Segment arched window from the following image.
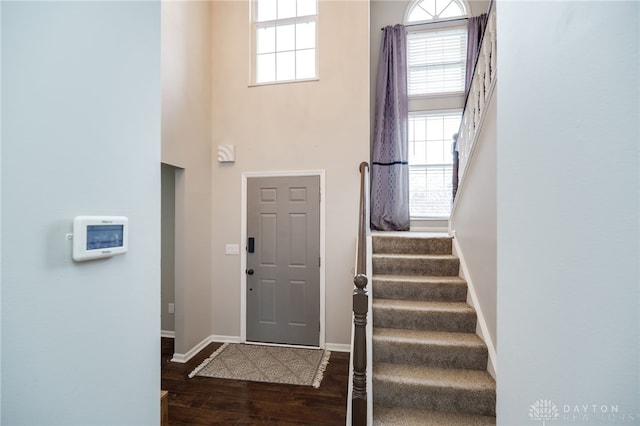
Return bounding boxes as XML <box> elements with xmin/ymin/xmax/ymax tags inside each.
<box><xmin>406</xmin><ymin>0</ymin><xmax>467</xmax><ymax>23</ymax></box>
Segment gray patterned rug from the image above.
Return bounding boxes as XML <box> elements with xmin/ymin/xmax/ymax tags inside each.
<box><xmin>188</xmin><ymin>343</ymin><xmax>331</xmax><ymax>388</ymax></box>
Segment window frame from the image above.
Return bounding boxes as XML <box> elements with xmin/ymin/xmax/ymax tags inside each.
<box><xmin>250</xmin><ymin>0</ymin><xmax>319</xmax><ymax>86</ymax></box>
<box><xmin>408</xmin><ymin>109</ymin><xmax>462</xmax><ymax>219</ymax></box>
<box><xmin>406</xmin><ymin>24</ymin><xmax>468</xmax><ymax>99</ymax></box>
<box><xmin>403</xmin><ymin>0</ymin><xmax>469</xmax><ymax>220</ymax></box>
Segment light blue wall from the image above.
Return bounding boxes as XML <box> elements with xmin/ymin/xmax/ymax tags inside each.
<box><xmin>497</xmin><ymin>2</ymin><xmax>639</xmax><ymax>425</ymax></box>
<box><xmin>1</xmin><ymin>1</ymin><xmax>160</xmax><ymax>424</ymax></box>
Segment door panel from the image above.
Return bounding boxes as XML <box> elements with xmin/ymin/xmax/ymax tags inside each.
<box><xmin>247</xmin><ymin>175</ymin><xmax>320</xmax><ymax>346</ymax></box>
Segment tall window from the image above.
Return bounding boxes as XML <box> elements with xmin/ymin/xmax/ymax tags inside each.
<box><xmin>409</xmin><ymin>111</ymin><xmax>461</xmax><ymax>217</ymax></box>
<box><xmin>253</xmin><ymin>0</ymin><xmax>317</xmax><ymax>84</ymax></box>
<box><xmin>405</xmin><ymin>0</ymin><xmax>467</xmax><ymax>218</ymax></box>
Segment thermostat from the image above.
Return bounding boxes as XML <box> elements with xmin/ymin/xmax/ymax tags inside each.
<box><xmin>72</xmin><ymin>216</ymin><xmax>128</xmax><ymax>261</ymax></box>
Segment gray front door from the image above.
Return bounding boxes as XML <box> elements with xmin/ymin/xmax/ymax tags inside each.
<box><xmin>246</xmin><ymin>175</ymin><xmax>320</xmax><ymax>346</ymax></box>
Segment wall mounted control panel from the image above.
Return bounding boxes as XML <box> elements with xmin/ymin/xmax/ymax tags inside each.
<box><xmin>73</xmin><ymin>216</ymin><xmax>128</xmax><ymax>261</ymax></box>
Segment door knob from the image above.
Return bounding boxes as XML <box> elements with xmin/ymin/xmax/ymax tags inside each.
<box><xmin>246</xmin><ymin>269</ymin><xmax>254</xmax><ymax>275</ymax></box>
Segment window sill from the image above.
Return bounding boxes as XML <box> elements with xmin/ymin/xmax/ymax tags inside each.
<box><xmin>409</xmin><ymin>90</ymin><xmax>465</xmax><ymax>99</ymax></box>
<box><xmin>249</xmin><ymin>78</ymin><xmax>319</xmax><ymax>88</ymax></box>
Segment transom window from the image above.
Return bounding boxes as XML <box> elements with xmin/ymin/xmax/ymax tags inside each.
<box><xmin>253</xmin><ymin>0</ymin><xmax>317</xmax><ymax>84</ymax></box>
<box><xmin>406</xmin><ymin>0</ymin><xmax>467</xmax><ymax>23</ymax></box>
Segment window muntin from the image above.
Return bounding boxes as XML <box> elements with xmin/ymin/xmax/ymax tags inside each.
<box><xmin>406</xmin><ymin>0</ymin><xmax>466</xmax><ymax>23</ymax></box>
<box><xmin>254</xmin><ymin>0</ymin><xmax>317</xmax><ymax>84</ymax></box>
<box><xmin>409</xmin><ymin>111</ymin><xmax>461</xmax><ymax>218</ymax></box>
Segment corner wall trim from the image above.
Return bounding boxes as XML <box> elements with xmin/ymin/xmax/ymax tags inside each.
<box><xmin>452</xmin><ymin>237</ymin><xmax>497</xmax><ymax>378</ymax></box>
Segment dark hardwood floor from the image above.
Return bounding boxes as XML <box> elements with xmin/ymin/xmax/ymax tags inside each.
<box><xmin>161</xmin><ymin>338</ymin><xmax>350</xmax><ymax>425</ymax></box>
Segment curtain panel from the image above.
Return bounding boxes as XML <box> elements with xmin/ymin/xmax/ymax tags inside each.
<box><xmin>371</xmin><ymin>24</ymin><xmax>410</xmax><ymax>231</ymax></box>
<box><xmin>465</xmin><ymin>13</ymin><xmax>488</xmax><ymax>96</ymax></box>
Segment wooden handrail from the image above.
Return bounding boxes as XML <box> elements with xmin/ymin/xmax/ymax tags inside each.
<box><xmin>352</xmin><ymin>161</ymin><xmax>369</xmax><ymax>426</ymax></box>
<box><xmin>356</xmin><ymin>162</ymin><xmax>369</xmax><ymax>276</ymax></box>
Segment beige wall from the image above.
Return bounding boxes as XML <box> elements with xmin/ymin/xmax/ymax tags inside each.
<box><xmin>161</xmin><ymin>0</ymin><xmax>213</xmax><ymax>355</ymax></box>
<box><xmin>210</xmin><ymin>0</ymin><xmax>370</xmax><ymax>347</ymax></box>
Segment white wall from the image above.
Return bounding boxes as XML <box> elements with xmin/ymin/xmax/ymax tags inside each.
<box><xmin>497</xmin><ymin>2</ymin><xmax>639</xmax><ymax>424</ymax></box>
<box><xmin>1</xmin><ymin>2</ymin><xmax>160</xmax><ymax>424</ymax></box>
<box><xmin>210</xmin><ymin>0</ymin><xmax>370</xmax><ymax>347</ymax></box>
<box><xmin>450</xmin><ymin>87</ymin><xmax>496</xmax><ymax>370</ymax></box>
<box><xmin>161</xmin><ymin>0</ymin><xmax>213</xmax><ymax>356</ymax></box>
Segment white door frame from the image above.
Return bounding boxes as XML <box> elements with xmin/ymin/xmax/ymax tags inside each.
<box><xmin>240</xmin><ymin>170</ymin><xmax>326</xmax><ymax>348</ymax></box>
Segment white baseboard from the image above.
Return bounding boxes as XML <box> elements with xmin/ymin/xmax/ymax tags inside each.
<box><xmin>171</xmin><ymin>335</ymin><xmax>213</xmax><ymax>363</ymax></box>
<box><xmin>161</xmin><ymin>330</ymin><xmax>175</xmax><ymax>339</ymax></box>
<box><xmin>172</xmin><ymin>334</ymin><xmax>347</xmax><ymax>363</ymax></box>
<box><xmin>210</xmin><ymin>334</ymin><xmax>243</xmax><ymax>344</ymax></box>
<box><xmin>452</xmin><ymin>238</ymin><xmax>497</xmax><ymax>379</ymax></box>
<box><xmin>172</xmin><ymin>335</ymin><xmax>242</xmax><ymax>363</ymax></box>
<box><xmin>325</xmin><ymin>343</ymin><xmax>351</xmax><ymax>353</ymax></box>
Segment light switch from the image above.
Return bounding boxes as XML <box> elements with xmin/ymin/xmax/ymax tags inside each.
<box><xmin>225</xmin><ymin>244</ymin><xmax>240</xmax><ymax>255</ymax></box>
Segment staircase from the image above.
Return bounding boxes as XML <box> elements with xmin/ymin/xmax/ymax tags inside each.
<box><xmin>371</xmin><ymin>233</ymin><xmax>496</xmax><ymax>425</ymax></box>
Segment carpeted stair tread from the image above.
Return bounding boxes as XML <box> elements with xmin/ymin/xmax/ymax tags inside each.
<box><xmin>374</xmin><ymin>362</ymin><xmax>495</xmax><ymax>390</ymax></box>
<box><xmin>374</xmin><ymin>327</ymin><xmax>485</xmax><ymax>349</ymax></box>
<box><xmin>373</xmin><ymin>328</ymin><xmax>488</xmax><ymax>369</ymax></box>
<box><xmin>373</xmin><ymin>253</ymin><xmax>458</xmax><ymax>261</ymax></box>
<box><xmin>373</xmin><ymin>274</ymin><xmax>467</xmax><ymax>302</ymax></box>
<box><xmin>373</xmin><ymin>363</ymin><xmax>496</xmax><ymax>416</ymax></box>
<box><xmin>374</xmin><ymin>406</ymin><xmax>496</xmax><ymax>425</ymax></box>
<box><xmin>373</xmin><ymin>298</ymin><xmax>474</xmax><ymax>313</ymax></box>
<box><xmin>374</xmin><ymin>274</ymin><xmax>466</xmax><ymax>284</ymax></box>
<box><xmin>372</xmin><ymin>235</ymin><xmax>453</xmax><ymax>255</ymax></box>
<box><xmin>373</xmin><ymin>254</ymin><xmax>460</xmax><ymax>276</ymax></box>
<box><xmin>373</xmin><ymin>299</ymin><xmax>476</xmax><ymax>332</ymax></box>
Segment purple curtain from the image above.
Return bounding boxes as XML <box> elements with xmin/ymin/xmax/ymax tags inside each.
<box><xmin>465</xmin><ymin>13</ymin><xmax>488</xmax><ymax>96</ymax></box>
<box><xmin>371</xmin><ymin>24</ymin><xmax>410</xmax><ymax>231</ymax></box>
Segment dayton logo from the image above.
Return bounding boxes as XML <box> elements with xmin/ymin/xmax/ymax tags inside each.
<box><xmin>530</xmin><ymin>400</ymin><xmax>560</xmax><ymax>425</ymax></box>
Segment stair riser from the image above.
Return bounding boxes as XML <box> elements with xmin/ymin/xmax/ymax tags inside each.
<box><xmin>373</xmin><ymin>379</ymin><xmax>496</xmax><ymax>417</ymax></box>
<box><xmin>373</xmin><ymin>307</ymin><xmax>476</xmax><ymax>333</ymax></box>
<box><xmin>373</xmin><ymin>340</ymin><xmax>488</xmax><ymax>370</ymax></box>
<box><xmin>373</xmin><ymin>257</ymin><xmax>460</xmax><ymax>276</ymax></box>
<box><xmin>372</xmin><ymin>237</ymin><xmax>452</xmax><ymax>255</ymax></box>
<box><xmin>373</xmin><ymin>281</ymin><xmax>467</xmax><ymax>302</ymax></box>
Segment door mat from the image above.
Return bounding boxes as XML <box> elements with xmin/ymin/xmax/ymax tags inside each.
<box><xmin>188</xmin><ymin>343</ymin><xmax>331</xmax><ymax>388</ymax></box>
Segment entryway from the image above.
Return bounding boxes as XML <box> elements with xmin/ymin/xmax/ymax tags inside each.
<box><xmin>244</xmin><ymin>174</ymin><xmax>323</xmax><ymax>347</ymax></box>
